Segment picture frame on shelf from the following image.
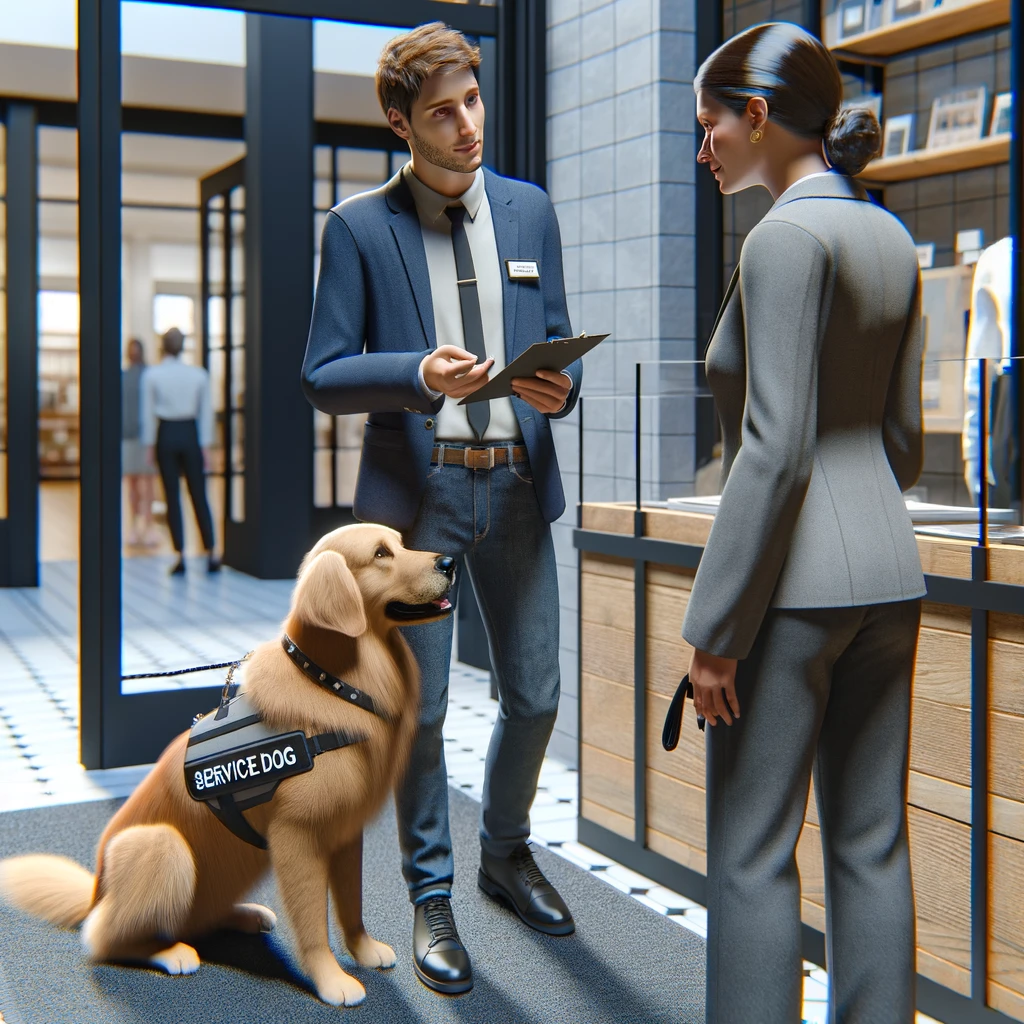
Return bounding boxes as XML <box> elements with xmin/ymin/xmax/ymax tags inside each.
<box><xmin>882</xmin><ymin>113</ymin><xmax>915</xmax><ymax>158</ymax></box>
<box><xmin>838</xmin><ymin>0</ymin><xmax>867</xmax><ymax>38</ymax></box>
<box><xmin>916</xmin><ymin>243</ymin><xmax>936</xmax><ymax>270</ymax></box>
<box><xmin>989</xmin><ymin>92</ymin><xmax>1013</xmax><ymax>137</ymax></box>
<box><xmin>890</xmin><ymin>0</ymin><xmax>923</xmax><ymax>22</ymax></box>
<box><xmin>926</xmin><ymin>86</ymin><xmax>988</xmax><ymax>150</ymax></box>
<box><xmin>841</xmin><ymin>92</ymin><xmax>883</xmax><ymax>121</ymax></box>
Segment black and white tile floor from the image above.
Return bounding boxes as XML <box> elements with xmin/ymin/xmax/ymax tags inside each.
<box><xmin>0</xmin><ymin>558</ymin><xmax>940</xmax><ymax>1024</ymax></box>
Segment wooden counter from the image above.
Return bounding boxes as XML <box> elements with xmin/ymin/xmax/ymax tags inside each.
<box><xmin>577</xmin><ymin>503</ymin><xmax>1024</xmax><ymax>1021</ymax></box>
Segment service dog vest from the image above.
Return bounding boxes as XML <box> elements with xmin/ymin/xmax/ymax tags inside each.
<box><xmin>184</xmin><ymin>637</ymin><xmax>387</xmax><ymax>849</ymax></box>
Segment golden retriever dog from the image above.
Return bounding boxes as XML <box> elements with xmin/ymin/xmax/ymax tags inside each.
<box><xmin>0</xmin><ymin>524</ymin><xmax>454</xmax><ymax>1007</ymax></box>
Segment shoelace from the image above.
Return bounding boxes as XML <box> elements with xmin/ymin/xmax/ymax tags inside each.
<box><xmin>423</xmin><ymin>897</ymin><xmax>459</xmax><ymax>946</ymax></box>
<box><xmin>514</xmin><ymin>844</ymin><xmax>549</xmax><ymax>889</ymax></box>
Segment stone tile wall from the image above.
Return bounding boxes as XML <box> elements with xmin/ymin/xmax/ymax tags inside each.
<box><xmin>545</xmin><ymin>0</ymin><xmax>700</xmax><ymax>765</ymax></box>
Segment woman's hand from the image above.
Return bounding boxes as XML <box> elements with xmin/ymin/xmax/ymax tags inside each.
<box><xmin>687</xmin><ymin>648</ymin><xmax>740</xmax><ymax>726</ymax></box>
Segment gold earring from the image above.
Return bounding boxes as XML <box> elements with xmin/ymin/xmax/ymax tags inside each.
<box><xmin>750</xmin><ymin>128</ymin><xmax>764</xmax><ymax>144</ymax></box>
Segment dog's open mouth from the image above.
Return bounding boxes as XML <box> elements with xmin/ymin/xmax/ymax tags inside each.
<box><xmin>386</xmin><ymin>597</ymin><xmax>453</xmax><ymax>621</ymax></box>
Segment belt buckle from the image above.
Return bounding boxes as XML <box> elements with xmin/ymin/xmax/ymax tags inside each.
<box><xmin>466</xmin><ymin>446</ymin><xmax>495</xmax><ymax>470</ymax></box>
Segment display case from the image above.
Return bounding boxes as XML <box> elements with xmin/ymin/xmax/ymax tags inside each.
<box><xmin>574</xmin><ymin>356</ymin><xmax>1024</xmax><ymax>1023</ymax></box>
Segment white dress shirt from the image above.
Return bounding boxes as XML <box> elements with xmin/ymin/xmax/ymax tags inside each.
<box><xmin>404</xmin><ymin>164</ymin><xmax>522</xmax><ymax>441</ymax></box>
<box><xmin>141</xmin><ymin>356</ymin><xmax>214</xmax><ymax>447</ymax></box>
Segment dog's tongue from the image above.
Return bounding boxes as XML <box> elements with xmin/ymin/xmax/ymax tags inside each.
<box><xmin>432</xmin><ymin>598</ymin><xmax>452</xmax><ymax>610</ymax></box>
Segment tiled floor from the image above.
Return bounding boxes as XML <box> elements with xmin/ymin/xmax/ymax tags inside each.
<box><xmin>0</xmin><ymin>560</ymin><xmax>942</xmax><ymax>1024</ymax></box>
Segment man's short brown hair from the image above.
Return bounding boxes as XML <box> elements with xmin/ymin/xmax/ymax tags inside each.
<box><xmin>376</xmin><ymin>22</ymin><xmax>480</xmax><ymax>121</ymax></box>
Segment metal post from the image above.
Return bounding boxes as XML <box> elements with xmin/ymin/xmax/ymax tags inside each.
<box><xmin>77</xmin><ymin>0</ymin><xmax>122</xmax><ymax>768</ymax></box>
<box><xmin>1</xmin><ymin>103</ymin><xmax>40</xmax><ymax>588</ymax></box>
<box><xmin>241</xmin><ymin>13</ymin><xmax>314</xmax><ymax>577</ymax></box>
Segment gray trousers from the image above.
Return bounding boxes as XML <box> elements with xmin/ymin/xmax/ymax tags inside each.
<box><xmin>705</xmin><ymin>599</ymin><xmax>921</xmax><ymax>1024</ymax></box>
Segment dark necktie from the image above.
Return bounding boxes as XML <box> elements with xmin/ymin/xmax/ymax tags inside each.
<box><xmin>445</xmin><ymin>203</ymin><xmax>489</xmax><ymax>440</ymax></box>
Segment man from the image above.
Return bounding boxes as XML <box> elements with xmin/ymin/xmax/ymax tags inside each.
<box><xmin>302</xmin><ymin>22</ymin><xmax>581</xmax><ymax>995</ymax></box>
<box><xmin>142</xmin><ymin>327</ymin><xmax>220</xmax><ymax>575</ymax></box>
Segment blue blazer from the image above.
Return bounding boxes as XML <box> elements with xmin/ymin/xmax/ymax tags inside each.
<box><xmin>301</xmin><ymin>167</ymin><xmax>581</xmax><ymax>531</ymax></box>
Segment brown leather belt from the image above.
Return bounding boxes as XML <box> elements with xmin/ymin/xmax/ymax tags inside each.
<box><xmin>431</xmin><ymin>444</ymin><xmax>529</xmax><ymax>470</ymax></box>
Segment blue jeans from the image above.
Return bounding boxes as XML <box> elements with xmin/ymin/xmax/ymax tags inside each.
<box><xmin>396</xmin><ymin>444</ymin><xmax>561</xmax><ymax>904</ymax></box>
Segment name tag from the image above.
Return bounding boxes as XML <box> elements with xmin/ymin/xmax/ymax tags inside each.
<box><xmin>506</xmin><ymin>259</ymin><xmax>540</xmax><ymax>280</ymax></box>
<box><xmin>185</xmin><ymin>731</ymin><xmax>313</xmax><ymax>800</ymax></box>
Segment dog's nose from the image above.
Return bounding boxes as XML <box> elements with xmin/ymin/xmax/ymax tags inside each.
<box><xmin>435</xmin><ymin>555</ymin><xmax>455</xmax><ymax>580</ymax></box>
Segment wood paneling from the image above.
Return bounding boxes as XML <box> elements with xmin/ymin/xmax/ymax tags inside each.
<box><xmin>910</xmin><ymin>697</ymin><xmax>971</xmax><ymax>786</ymax></box>
<box><xmin>991</xmin><ymin>834</ymin><xmax>1024</xmax><ymax>1004</ymax></box>
<box><xmin>918</xmin><ymin>950</ymin><xmax>971</xmax><ymax>997</ymax></box>
<box><xmin>581</xmin><ymin>552</ymin><xmax>632</xmax><ymax>580</ymax></box>
<box><xmin>581</xmin><ymin>571</ymin><xmax>634</xmax><ymax>627</ymax></box>
<box><xmin>580</xmin><ymin>743</ymin><xmax>633</xmax><ymax>821</ymax></box>
<box><xmin>915</xmin><ymin>628</ymin><xmax>971</xmax><ymax>707</ymax></box>
<box><xmin>797</xmin><ymin>821</ymin><xmax>826</xmax><ymax>910</ymax></box>
<box><xmin>990</xmin><ymin>980</ymin><xmax>1024</xmax><ymax>1023</ymax></box>
<box><xmin>581</xmin><ymin>503</ymin><xmax>632</xmax><ymax>534</ymax></box>
<box><xmin>577</xmin><ymin>503</ymin><xmax>1024</xmax><ymax>1021</ymax></box>
<box><xmin>992</xmin><ymin>712</ymin><xmax>1024</xmax><ymax>803</ymax></box>
<box><xmin>581</xmin><ymin>674</ymin><xmax>632</xmax><ymax>761</ymax></box>
<box><xmin>909</xmin><ymin>807</ymin><xmax>972</xmax><ymax>971</ymax></box>
<box><xmin>909</xmin><ymin>771</ymin><xmax>972</xmax><ymax>826</ymax></box>
<box><xmin>989</xmin><ymin>545</ymin><xmax>1024</xmax><ymax>588</ymax></box>
<box><xmin>644</xmin><ymin>511</ymin><xmax>713</xmax><ymax>546</ymax></box>
<box><xmin>646</xmin><ymin>769</ymin><xmax>706</xmax><ymax>852</ymax></box>
<box><xmin>581</xmin><ymin>799</ymin><xmax>634</xmax><ymax>840</ymax></box>
<box><xmin>993</xmin><ymin>796</ymin><xmax>1024</xmax><ymax>844</ymax></box>
<box><xmin>917</xmin><ymin>536</ymin><xmax>973</xmax><ymax>578</ymax></box>
<box><xmin>647</xmin><ymin>827</ymin><xmax>706</xmax><ymax>875</ymax></box>
<box><xmin>580</xmin><ymin>621</ymin><xmax>633</xmax><ymax>688</ymax></box>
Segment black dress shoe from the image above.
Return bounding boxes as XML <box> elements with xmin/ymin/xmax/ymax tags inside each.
<box><xmin>413</xmin><ymin>896</ymin><xmax>472</xmax><ymax>994</ymax></box>
<box><xmin>169</xmin><ymin>557</ymin><xmax>185</xmax><ymax>576</ymax></box>
<box><xmin>207</xmin><ymin>554</ymin><xmax>222</xmax><ymax>573</ymax></box>
<box><xmin>478</xmin><ymin>842</ymin><xmax>575</xmax><ymax>936</ymax></box>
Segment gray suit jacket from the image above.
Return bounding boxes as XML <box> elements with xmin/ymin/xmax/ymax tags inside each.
<box><xmin>682</xmin><ymin>172</ymin><xmax>926</xmax><ymax>660</ymax></box>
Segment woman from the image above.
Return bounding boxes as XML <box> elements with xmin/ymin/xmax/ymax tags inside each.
<box><xmin>122</xmin><ymin>338</ymin><xmax>156</xmax><ymax>546</ymax></box>
<box><xmin>682</xmin><ymin>23</ymin><xmax>925</xmax><ymax>1024</ymax></box>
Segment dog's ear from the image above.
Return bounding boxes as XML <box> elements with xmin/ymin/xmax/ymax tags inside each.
<box><xmin>291</xmin><ymin>550</ymin><xmax>367</xmax><ymax>637</ymax></box>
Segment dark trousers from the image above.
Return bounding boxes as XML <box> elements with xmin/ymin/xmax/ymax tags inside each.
<box><xmin>156</xmin><ymin>419</ymin><xmax>214</xmax><ymax>553</ymax></box>
<box><xmin>396</xmin><ymin>446</ymin><xmax>561</xmax><ymax>901</ymax></box>
<box><xmin>705</xmin><ymin>598</ymin><xmax>922</xmax><ymax>1024</ymax></box>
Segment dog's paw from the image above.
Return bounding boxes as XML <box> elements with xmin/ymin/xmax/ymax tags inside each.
<box><xmin>232</xmin><ymin>902</ymin><xmax>277</xmax><ymax>933</ymax></box>
<box><xmin>314</xmin><ymin>969</ymin><xmax>366</xmax><ymax>1007</ymax></box>
<box><xmin>150</xmin><ymin>942</ymin><xmax>200</xmax><ymax>975</ymax></box>
<box><xmin>351</xmin><ymin>934</ymin><xmax>396</xmax><ymax>970</ymax></box>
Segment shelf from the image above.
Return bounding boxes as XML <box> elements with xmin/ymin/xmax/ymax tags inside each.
<box><xmin>830</xmin><ymin>0</ymin><xmax>1010</xmax><ymax>60</ymax></box>
<box><xmin>858</xmin><ymin>133</ymin><xmax>1010</xmax><ymax>182</ymax></box>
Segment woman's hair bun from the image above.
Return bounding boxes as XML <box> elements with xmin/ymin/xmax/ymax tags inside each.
<box><xmin>825</xmin><ymin>106</ymin><xmax>882</xmax><ymax>176</ymax></box>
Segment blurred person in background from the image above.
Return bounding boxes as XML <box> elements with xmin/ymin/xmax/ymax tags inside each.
<box><xmin>122</xmin><ymin>337</ymin><xmax>157</xmax><ymax>546</ymax></box>
<box><xmin>142</xmin><ymin>327</ymin><xmax>220</xmax><ymax>576</ymax></box>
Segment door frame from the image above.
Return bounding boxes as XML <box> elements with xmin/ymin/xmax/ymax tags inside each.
<box><xmin>78</xmin><ymin>0</ymin><xmax>536</xmax><ymax>768</ymax></box>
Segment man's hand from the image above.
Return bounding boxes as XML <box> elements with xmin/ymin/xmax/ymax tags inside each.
<box><xmin>146</xmin><ymin>446</ymin><xmax>155</xmax><ymax>468</ymax></box>
<box><xmin>511</xmin><ymin>369</ymin><xmax>572</xmax><ymax>414</ymax></box>
<box><xmin>687</xmin><ymin>647</ymin><xmax>740</xmax><ymax>727</ymax></box>
<box><xmin>422</xmin><ymin>345</ymin><xmax>494</xmax><ymax>399</ymax></box>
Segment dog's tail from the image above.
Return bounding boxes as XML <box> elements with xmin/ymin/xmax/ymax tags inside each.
<box><xmin>0</xmin><ymin>854</ymin><xmax>96</xmax><ymax>928</ymax></box>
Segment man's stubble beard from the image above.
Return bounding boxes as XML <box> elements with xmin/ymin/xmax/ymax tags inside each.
<box><xmin>410</xmin><ymin>125</ymin><xmax>483</xmax><ymax>175</ymax></box>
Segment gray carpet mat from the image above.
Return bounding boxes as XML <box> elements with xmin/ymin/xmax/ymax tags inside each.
<box><xmin>0</xmin><ymin>790</ymin><xmax>705</xmax><ymax>1023</ymax></box>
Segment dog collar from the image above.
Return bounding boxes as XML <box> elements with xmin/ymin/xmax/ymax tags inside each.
<box><xmin>281</xmin><ymin>635</ymin><xmax>390</xmax><ymax>722</ymax></box>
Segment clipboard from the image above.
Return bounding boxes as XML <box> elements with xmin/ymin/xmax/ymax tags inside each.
<box><xmin>457</xmin><ymin>333</ymin><xmax>609</xmax><ymax>405</ymax></box>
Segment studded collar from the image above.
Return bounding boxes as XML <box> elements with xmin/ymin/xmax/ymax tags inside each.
<box><xmin>282</xmin><ymin>635</ymin><xmax>391</xmax><ymax>723</ymax></box>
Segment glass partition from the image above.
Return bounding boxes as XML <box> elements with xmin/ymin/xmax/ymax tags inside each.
<box><xmin>580</xmin><ymin>356</ymin><xmax>1021</xmax><ymax>550</ymax></box>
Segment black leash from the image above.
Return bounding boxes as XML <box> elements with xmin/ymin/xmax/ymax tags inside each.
<box><xmin>122</xmin><ymin>659</ymin><xmax>246</xmax><ymax>681</ymax></box>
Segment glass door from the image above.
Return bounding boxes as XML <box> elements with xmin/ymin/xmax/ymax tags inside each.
<box><xmin>200</xmin><ymin>158</ymin><xmax>245</xmax><ymax>563</ymax></box>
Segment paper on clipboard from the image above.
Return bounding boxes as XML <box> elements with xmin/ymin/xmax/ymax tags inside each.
<box><xmin>457</xmin><ymin>333</ymin><xmax>609</xmax><ymax>405</ymax></box>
